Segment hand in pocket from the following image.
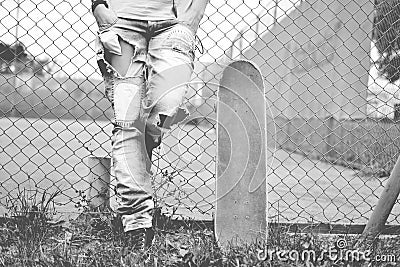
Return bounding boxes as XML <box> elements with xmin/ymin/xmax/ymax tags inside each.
<box><xmin>99</xmin><ymin>30</ymin><xmax>122</xmax><ymax>55</ymax></box>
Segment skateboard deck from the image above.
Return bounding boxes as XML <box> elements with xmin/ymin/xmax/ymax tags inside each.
<box><xmin>215</xmin><ymin>60</ymin><xmax>267</xmax><ymax>247</ymax></box>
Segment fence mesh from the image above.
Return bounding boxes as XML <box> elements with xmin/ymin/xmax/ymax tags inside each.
<box><xmin>1</xmin><ymin>0</ymin><xmax>400</xmax><ymax>225</ymax></box>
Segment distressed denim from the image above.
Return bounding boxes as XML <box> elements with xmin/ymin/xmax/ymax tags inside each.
<box><xmin>96</xmin><ymin>18</ymin><xmax>195</xmax><ymax>232</ymax></box>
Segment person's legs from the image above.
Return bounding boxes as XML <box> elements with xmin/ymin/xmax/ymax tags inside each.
<box><xmin>97</xmin><ymin>19</ymin><xmax>154</xmax><ymax>233</ymax></box>
<box><xmin>144</xmin><ymin>22</ymin><xmax>196</xmax><ymax>164</ymax></box>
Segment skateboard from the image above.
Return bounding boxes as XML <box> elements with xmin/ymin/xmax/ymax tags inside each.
<box><xmin>215</xmin><ymin>60</ymin><xmax>267</xmax><ymax>247</ymax></box>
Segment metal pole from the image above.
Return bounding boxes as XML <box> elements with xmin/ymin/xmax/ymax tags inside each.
<box><xmin>13</xmin><ymin>0</ymin><xmax>20</xmax><ymax>69</ymax></box>
<box><xmin>357</xmin><ymin>154</ymin><xmax>400</xmax><ymax>246</ymax></box>
<box><xmin>12</xmin><ymin>0</ymin><xmax>21</xmax><ymax>117</ymax></box>
<box><xmin>15</xmin><ymin>0</ymin><xmax>20</xmax><ymax>43</ymax></box>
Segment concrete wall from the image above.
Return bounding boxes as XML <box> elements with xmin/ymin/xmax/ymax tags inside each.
<box><xmin>241</xmin><ymin>0</ymin><xmax>374</xmax><ymax>119</ymax></box>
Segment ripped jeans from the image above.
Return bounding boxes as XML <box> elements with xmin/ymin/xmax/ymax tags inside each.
<box><xmin>96</xmin><ymin>18</ymin><xmax>195</xmax><ymax>232</ymax></box>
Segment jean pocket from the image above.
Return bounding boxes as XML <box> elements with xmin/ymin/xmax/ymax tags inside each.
<box><xmin>98</xmin><ymin>29</ymin><xmax>122</xmax><ymax>56</ymax></box>
<box><xmin>153</xmin><ymin>24</ymin><xmax>196</xmax><ymax>60</ymax></box>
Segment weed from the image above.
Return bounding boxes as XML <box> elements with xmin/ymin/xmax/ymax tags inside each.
<box><xmin>2</xmin><ymin>186</ymin><xmax>61</xmax><ymax>266</ymax></box>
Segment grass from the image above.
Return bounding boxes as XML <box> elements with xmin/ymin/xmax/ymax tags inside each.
<box><xmin>1</xmin><ymin>191</ymin><xmax>400</xmax><ymax>266</ymax></box>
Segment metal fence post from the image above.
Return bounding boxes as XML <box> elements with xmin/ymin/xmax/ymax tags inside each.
<box><xmin>357</xmin><ymin>154</ymin><xmax>400</xmax><ymax>245</ymax></box>
<box><xmin>87</xmin><ymin>156</ymin><xmax>111</xmax><ymax>210</ymax></box>
<box><xmin>394</xmin><ymin>103</ymin><xmax>400</xmax><ymax>122</ymax></box>
<box><xmin>325</xmin><ymin>116</ymin><xmax>337</xmax><ymax>159</ymax></box>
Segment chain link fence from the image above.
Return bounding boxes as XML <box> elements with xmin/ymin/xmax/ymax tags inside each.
<box><xmin>1</xmin><ymin>0</ymin><xmax>400</xmax><ymax>225</ymax></box>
